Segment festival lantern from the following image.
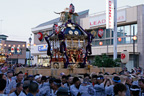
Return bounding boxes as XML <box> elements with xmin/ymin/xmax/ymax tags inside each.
<box><xmin>11</xmin><ymin>47</ymin><xmax>15</xmax><ymax>53</ymax></box>
<box><xmin>99</xmin><ymin>42</ymin><xmax>103</xmax><ymax>46</ymax></box>
<box><xmin>69</xmin><ymin>3</ymin><xmax>75</xmax><ymax>14</ymax></box>
<box><xmin>98</xmin><ymin>29</ymin><xmax>104</xmax><ymax>38</ymax></box>
<box><xmin>17</xmin><ymin>47</ymin><xmax>21</xmax><ymax>53</ymax></box>
<box><xmin>121</xmin><ymin>50</ymin><xmax>129</xmax><ymax>64</ymax></box>
<box><xmin>37</xmin><ymin>32</ymin><xmax>44</xmax><ymax>42</ymax></box>
<box><xmin>22</xmin><ymin>44</ymin><xmax>25</xmax><ymax>47</ymax></box>
<box><xmin>118</xmin><ymin>37</ymin><xmax>122</xmax><ymax>42</ymax></box>
<box><xmin>53</xmin><ymin>24</ymin><xmax>59</xmax><ymax>34</ymax></box>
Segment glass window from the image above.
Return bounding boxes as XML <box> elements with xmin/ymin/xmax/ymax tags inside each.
<box><xmin>131</xmin><ymin>24</ymin><xmax>137</xmax><ymax>36</ymax></box>
<box><xmin>105</xmin><ymin>39</ymin><xmax>110</xmax><ymax>45</ymax></box>
<box><xmin>92</xmin><ymin>40</ymin><xmax>95</xmax><ymax>46</ymax></box>
<box><xmin>117</xmin><ymin>26</ymin><xmax>124</xmax><ymax>37</ymax></box>
<box><xmin>125</xmin><ymin>25</ymin><xmax>130</xmax><ymax>36</ymax></box>
<box><xmin>102</xmin><ymin>29</ymin><xmax>106</xmax><ymax>39</ymax></box>
<box><xmin>111</xmin><ymin>39</ymin><xmax>113</xmax><ymax>45</ymax></box>
<box><xmin>95</xmin><ymin>41</ymin><xmax>99</xmax><ymax>46</ymax></box>
<box><xmin>112</xmin><ymin>30</ymin><xmax>114</xmax><ymax>37</ymax></box>
<box><xmin>106</xmin><ymin>29</ymin><xmax>110</xmax><ymax>38</ymax></box>
<box><xmin>124</xmin><ymin>37</ymin><xmax>131</xmax><ymax>44</ymax></box>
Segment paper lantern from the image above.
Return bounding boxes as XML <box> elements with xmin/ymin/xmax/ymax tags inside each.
<box><xmin>121</xmin><ymin>50</ymin><xmax>129</xmax><ymax>64</ymax></box>
<box><xmin>98</xmin><ymin>29</ymin><xmax>104</xmax><ymax>38</ymax></box>
<box><xmin>37</xmin><ymin>32</ymin><xmax>43</xmax><ymax>41</ymax></box>
<box><xmin>17</xmin><ymin>47</ymin><xmax>21</xmax><ymax>53</ymax></box>
<box><xmin>69</xmin><ymin>3</ymin><xmax>75</xmax><ymax>14</ymax></box>
<box><xmin>99</xmin><ymin>42</ymin><xmax>103</xmax><ymax>46</ymax></box>
<box><xmin>53</xmin><ymin>24</ymin><xmax>59</xmax><ymax>34</ymax></box>
<box><xmin>11</xmin><ymin>47</ymin><xmax>15</xmax><ymax>53</ymax></box>
<box><xmin>118</xmin><ymin>37</ymin><xmax>122</xmax><ymax>42</ymax></box>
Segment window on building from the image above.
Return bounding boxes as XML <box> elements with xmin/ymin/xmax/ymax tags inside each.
<box><xmin>124</xmin><ymin>37</ymin><xmax>131</xmax><ymax>44</ymax></box>
<box><xmin>117</xmin><ymin>26</ymin><xmax>124</xmax><ymax>37</ymax></box>
<box><xmin>106</xmin><ymin>29</ymin><xmax>110</xmax><ymax>38</ymax></box>
<box><xmin>125</xmin><ymin>25</ymin><xmax>131</xmax><ymax>36</ymax></box>
<box><xmin>131</xmin><ymin>24</ymin><xmax>137</xmax><ymax>36</ymax></box>
<box><xmin>102</xmin><ymin>29</ymin><xmax>106</xmax><ymax>39</ymax></box>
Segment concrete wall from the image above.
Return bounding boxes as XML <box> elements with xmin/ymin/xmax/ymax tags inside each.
<box><xmin>137</xmin><ymin>5</ymin><xmax>144</xmax><ymax>68</ymax></box>
<box><xmin>126</xmin><ymin>6</ymin><xmax>137</xmax><ymax>22</ymax></box>
<box><xmin>1</xmin><ymin>40</ymin><xmax>26</xmax><ymax>59</ymax></box>
<box><xmin>92</xmin><ymin>44</ymin><xmax>137</xmax><ymax>55</ymax></box>
<box><xmin>80</xmin><ymin>6</ymin><xmax>138</xmax><ymax>29</ymax></box>
<box><xmin>16</xmin><ymin>67</ymin><xmax>122</xmax><ymax>76</ymax></box>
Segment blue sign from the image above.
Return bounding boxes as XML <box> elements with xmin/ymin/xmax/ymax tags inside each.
<box><xmin>38</xmin><ymin>45</ymin><xmax>48</xmax><ymax>51</ymax></box>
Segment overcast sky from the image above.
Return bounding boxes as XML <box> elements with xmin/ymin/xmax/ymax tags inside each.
<box><xmin>0</xmin><ymin>0</ymin><xmax>144</xmax><ymax>44</ymax></box>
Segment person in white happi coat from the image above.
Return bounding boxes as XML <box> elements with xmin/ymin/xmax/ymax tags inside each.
<box><xmin>4</xmin><ymin>70</ymin><xmax>14</xmax><ymax>94</ymax></box>
<box><xmin>79</xmin><ymin>78</ymin><xmax>93</xmax><ymax>96</ymax></box>
<box><xmin>52</xmin><ymin>79</ymin><xmax>62</xmax><ymax>96</ymax></box>
<box><xmin>94</xmin><ymin>75</ymin><xmax>106</xmax><ymax>96</ymax></box>
<box><xmin>70</xmin><ymin>77</ymin><xmax>81</xmax><ymax>96</ymax></box>
<box><xmin>105</xmin><ymin>76</ymin><xmax>121</xmax><ymax>96</ymax></box>
<box><xmin>64</xmin><ymin>75</ymin><xmax>73</xmax><ymax>96</ymax></box>
<box><xmin>7</xmin><ymin>71</ymin><xmax>24</xmax><ymax>94</ymax></box>
<box><xmin>19</xmin><ymin>80</ymin><xmax>30</xmax><ymax>96</ymax></box>
<box><xmin>9</xmin><ymin>83</ymin><xmax>23</xmax><ymax>96</ymax></box>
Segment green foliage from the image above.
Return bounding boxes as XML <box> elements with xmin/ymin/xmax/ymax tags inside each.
<box><xmin>92</xmin><ymin>54</ymin><xmax>121</xmax><ymax>67</ymax></box>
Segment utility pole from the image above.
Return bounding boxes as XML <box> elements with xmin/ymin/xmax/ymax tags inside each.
<box><xmin>113</xmin><ymin>0</ymin><xmax>117</xmax><ymax>60</ymax></box>
<box><xmin>29</xmin><ymin>34</ymin><xmax>32</xmax><ymax>66</ymax></box>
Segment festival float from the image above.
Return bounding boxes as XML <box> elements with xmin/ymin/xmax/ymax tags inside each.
<box><xmin>37</xmin><ymin>4</ymin><xmax>94</xmax><ymax>69</ymax></box>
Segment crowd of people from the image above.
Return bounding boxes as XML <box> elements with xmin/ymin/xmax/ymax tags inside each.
<box><xmin>0</xmin><ymin>64</ymin><xmax>144</xmax><ymax>96</ymax></box>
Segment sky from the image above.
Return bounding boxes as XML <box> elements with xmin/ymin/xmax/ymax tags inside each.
<box><xmin>0</xmin><ymin>0</ymin><xmax>144</xmax><ymax>44</ymax></box>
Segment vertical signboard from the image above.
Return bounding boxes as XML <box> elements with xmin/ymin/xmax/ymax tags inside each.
<box><xmin>106</xmin><ymin>0</ymin><xmax>114</xmax><ymax>29</ymax></box>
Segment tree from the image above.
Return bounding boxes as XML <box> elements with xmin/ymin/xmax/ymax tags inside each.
<box><xmin>92</xmin><ymin>54</ymin><xmax>121</xmax><ymax>67</ymax></box>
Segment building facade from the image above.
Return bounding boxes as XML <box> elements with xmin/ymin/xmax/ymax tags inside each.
<box><xmin>31</xmin><ymin>5</ymin><xmax>144</xmax><ymax>70</ymax></box>
<box><xmin>1</xmin><ymin>40</ymin><xmax>26</xmax><ymax>64</ymax></box>
<box><xmin>80</xmin><ymin>5</ymin><xmax>144</xmax><ymax>70</ymax></box>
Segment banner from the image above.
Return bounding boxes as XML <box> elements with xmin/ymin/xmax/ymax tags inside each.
<box><xmin>89</xmin><ymin>10</ymin><xmax>126</xmax><ymax>28</ymax></box>
<box><xmin>106</xmin><ymin>0</ymin><xmax>114</xmax><ymax>29</ymax></box>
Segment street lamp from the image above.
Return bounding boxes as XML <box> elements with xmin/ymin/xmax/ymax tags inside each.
<box><xmin>133</xmin><ymin>26</ymin><xmax>137</xmax><ymax>67</ymax></box>
<box><xmin>29</xmin><ymin>34</ymin><xmax>32</xmax><ymax>66</ymax></box>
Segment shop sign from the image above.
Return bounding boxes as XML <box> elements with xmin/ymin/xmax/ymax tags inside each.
<box><xmin>106</xmin><ymin>0</ymin><xmax>114</xmax><ymax>29</ymax></box>
<box><xmin>38</xmin><ymin>45</ymin><xmax>48</xmax><ymax>51</ymax></box>
<box><xmin>89</xmin><ymin>10</ymin><xmax>126</xmax><ymax>28</ymax></box>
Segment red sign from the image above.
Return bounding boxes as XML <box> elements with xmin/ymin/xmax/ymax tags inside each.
<box><xmin>121</xmin><ymin>53</ymin><xmax>126</xmax><ymax>59</ymax></box>
<box><xmin>98</xmin><ymin>29</ymin><xmax>104</xmax><ymax>38</ymax></box>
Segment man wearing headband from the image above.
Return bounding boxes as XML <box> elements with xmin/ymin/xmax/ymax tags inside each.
<box><xmin>130</xmin><ymin>85</ymin><xmax>140</xmax><ymax>96</ymax></box>
<box><xmin>94</xmin><ymin>75</ymin><xmax>105</xmax><ymax>96</ymax></box>
<box><xmin>105</xmin><ymin>76</ymin><xmax>121</xmax><ymax>96</ymax></box>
